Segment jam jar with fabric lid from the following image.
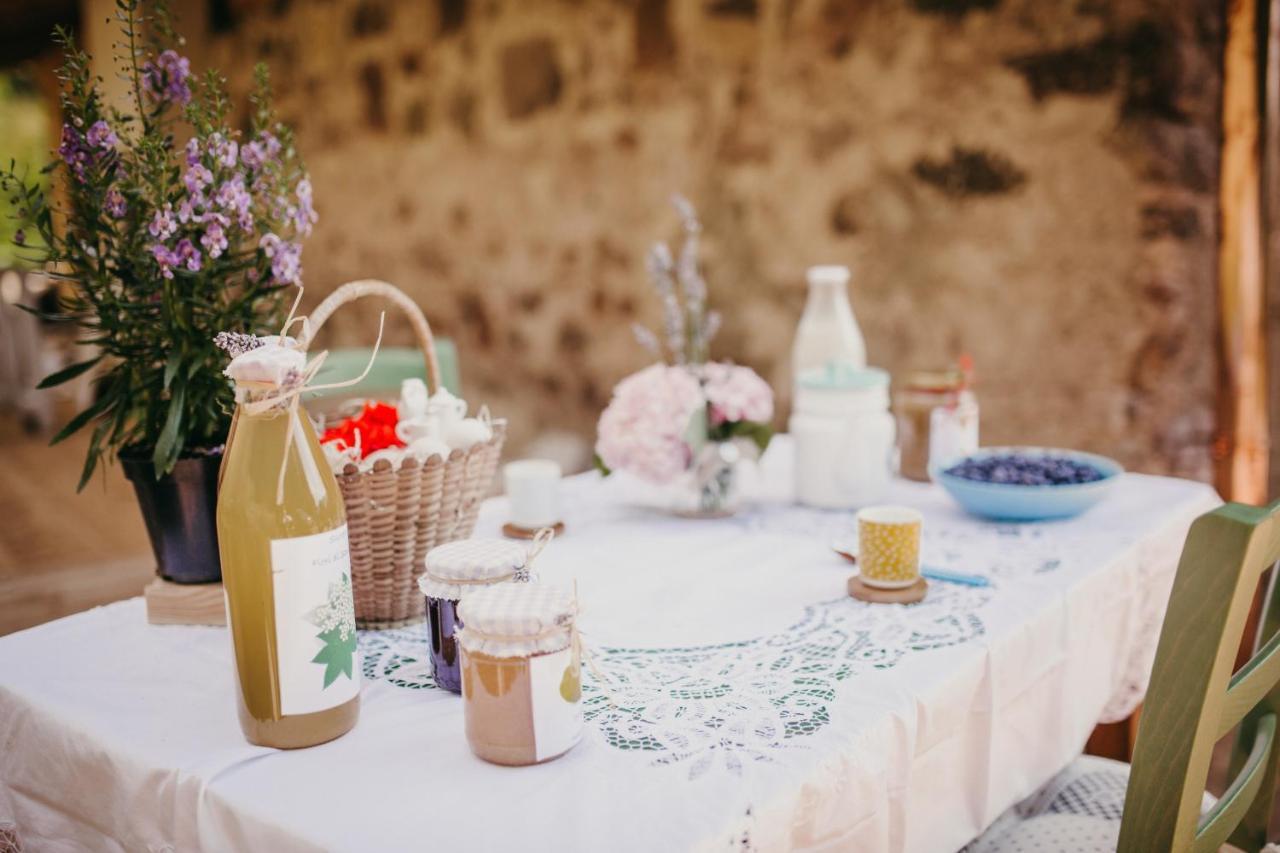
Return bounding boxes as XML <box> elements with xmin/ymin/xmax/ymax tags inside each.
<box><xmin>895</xmin><ymin>363</ymin><xmax>978</xmax><ymax>482</ymax></box>
<box><xmin>418</xmin><ymin>538</ymin><xmax>529</xmax><ymax>694</ymax></box>
<box><xmin>456</xmin><ymin>583</ymin><xmax>583</xmax><ymax>766</ymax></box>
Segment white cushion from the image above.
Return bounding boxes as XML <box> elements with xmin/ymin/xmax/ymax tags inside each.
<box><xmin>962</xmin><ymin>755</ymin><xmax>1217</xmax><ymax>853</ymax></box>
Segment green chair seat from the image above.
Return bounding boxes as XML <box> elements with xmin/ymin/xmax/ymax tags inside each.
<box><xmin>308</xmin><ymin>341</ymin><xmax>461</xmax><ymax>400</ymax></box>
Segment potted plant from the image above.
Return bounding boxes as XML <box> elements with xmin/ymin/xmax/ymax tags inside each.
<box><xmin>1</xmin><ymin>1</ymin><xmax>314</xmax><ymax>583</ymax></box>
<box><xmin>595</xmin><ymin>196</ymin><xmax>774</xmax><ymax>516</ymax></box>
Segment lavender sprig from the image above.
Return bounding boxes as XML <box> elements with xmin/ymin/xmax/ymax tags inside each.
<box><xmin>646</xmin><ymin>241</ymin><xmax>687</xmax><ymax>364</ymax></box>
<box><xmin>701</xmin><ymin>310</ymin><xmax>722</xmax><ymax>346</ymax></box>
<box><xmin>213</xmin><ymin>331</ymin><xmax>266</xmax><ymax>358</ymax></box>
<box><xmin>631</xmin><ymin>322</ymin><xmax>661</xmax><ymax>355</ymax></box>
<box><xmin>634</xmin><ymin>194</ymin><xmax>719</xmax><ymax>366</ymax></box>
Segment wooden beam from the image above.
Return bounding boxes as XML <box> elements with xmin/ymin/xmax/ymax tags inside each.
<box><xmin>1219</xmin><ymin>0</ymin><xmax>1270</xmax><ymax>504</ymax></box>
<box><xmin>1265</xmin><ymin>0</ymin><xmax>1280</xmax><ymax>500</ymax></box>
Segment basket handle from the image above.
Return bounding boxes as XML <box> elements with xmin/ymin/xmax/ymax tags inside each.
<box><xmin>298</xmin><ymin>279</ymin><xmax>442</xmax><ymax>393</ymax></box>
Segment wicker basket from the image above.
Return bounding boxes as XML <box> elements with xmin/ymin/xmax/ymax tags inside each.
<box><xmin>301</xmin><ymin>279</ymin><xmax>506</xmax><ymax>629</ymax></box>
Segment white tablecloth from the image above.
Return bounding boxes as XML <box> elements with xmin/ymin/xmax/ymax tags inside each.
<box><xmin>0</xmin><ymin>441</ymin><xmax>1219</xmax><ymax>852</ymax></box>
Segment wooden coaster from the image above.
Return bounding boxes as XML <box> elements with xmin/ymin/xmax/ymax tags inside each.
<box><xmin>145</xmin><ymin>577</ymin><xmax>227</xmax><ymax>626</ymax></box>
<box><xmin>502</xmin><ymin>521</ymin><xmax>566</xmax><ymax>540</ymax></box>
<box><xmin>847</xmin><ymin>575</ymin><xmax>928</xmax><ymax>604</ymax></box>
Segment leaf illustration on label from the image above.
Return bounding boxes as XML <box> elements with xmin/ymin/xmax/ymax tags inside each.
<box><xmin>307</xmin><ymin>573</ymin><xmax>357</xmax><ymax>688</ymax></box>
<box><xmin>312</xmin><ymin>625</ymin><xmax>358</xmax><ymax>687</ymax></box>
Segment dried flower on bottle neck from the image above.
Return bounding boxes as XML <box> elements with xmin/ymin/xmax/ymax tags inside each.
<box><xmin>213</xmin><ymin>331</ymin><xmax>267</xmax><ymax>358</ymax></box>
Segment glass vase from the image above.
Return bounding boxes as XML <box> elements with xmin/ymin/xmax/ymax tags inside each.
<box><xmin>671</xmin><ymin>441</ymin><xmax>744</xmax><ymax>518</ymax></box>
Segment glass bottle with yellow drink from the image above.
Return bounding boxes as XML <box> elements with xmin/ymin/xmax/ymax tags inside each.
<box><xmin>216</xmin><ymin>334</ymin><xmax>360</xmax><ymax>748</ymax></box>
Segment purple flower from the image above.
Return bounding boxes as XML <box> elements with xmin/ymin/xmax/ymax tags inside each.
<box><xmin>214</xmin><ymin>175</ymin><xmax>254</xmax><ymax>230</ymax></box>
<box><xmin>175</xmin><ymin>238</ymin><xmax>202</xmax><ymax>271</ymax></box>
<box><xmin>240</xmin><ymin>131</ymin><xmax>281</xmax><ymax>171</ymax></box>
<box><xmin>14</xmin><ymin>229</ymin><xmax>25</xmax><ymax>246</ymax></box>
<box><xmin>104</xmin><ymin>188</ymin><xmax>127</xmax><ymax>218</ymax></box>
<box><xmin>183</xmin><ymin>163</ymin><xmax>213</xmax><ymax>195</ymax></box>
<box><xmin>58</xmin><ymin>124</ymin><xmax>91</xmax><ymax>181</ymax></box>
<box><xmin>215</xmin><ymin>137</ymin><xmax>238</xmax><ymax>169</ymax></box>
<box><xmin>148</xmin><ymin>204</ymin><xmax>177</xmax><ymax>240</ymax></box>
<box><xmin>200</xmin><ymin>214</ymin><xmax>229</xmax><ymax>259</ymax></box>
<box><xmin>214</xmin><ymin>175</ymin><xmax>244</xmax><ymax>209</ymax></box>
<box><xmin>142</xmin><ymin>50</ymin><xmax>192</xmax><ymax>105</ymax></box>
<box><xmin>176</xmin><ymin>196</ymin><xmax>202</xmax><ymax>224</ymax></box>
<box><xmin>292</xmin><ymin>177</ymin><xmax>317</xmax><ymax>237</ymax></box>
<box><xmin>85</xmin><ymin>120</ymin><xmax>118</xmax><ymax>150</ymax></box>
<box><xmin>185</xmin><ymin>138</ymin><xmax>201</xmax><ymax>167</ymax></box>
<box><xmin>259</xmin><ymin>232</ymin><xmax>302</xmax><ymax>285</ymax></box>
<box><xmin>151</xmin><ymin>243</ymin><xmax>179</xmax><ymax>279</ymax></box>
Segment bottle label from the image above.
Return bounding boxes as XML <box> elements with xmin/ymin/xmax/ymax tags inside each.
<box><xmin>529</xmin><ymin>645</ymin><xmax>583</xmax><ymax>761</ymax></box>
<box><xmin>270</xmin><ymin>525</ymin><xmax>361</xmax><ymax>716</ymax></box>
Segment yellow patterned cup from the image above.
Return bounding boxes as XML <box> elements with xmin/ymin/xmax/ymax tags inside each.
<box><xmin>856</xmin><ymin>506</ymin><xmax>923</xmax><ymax>588</ymax></box>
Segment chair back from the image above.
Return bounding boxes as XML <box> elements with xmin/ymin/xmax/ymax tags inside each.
<box><xmin>310</xmin><ymin>343</ymin><xmax>462</xmax><ymax>401</ymax></box>
<box><xmin>1119</xmin><ymin>501</ymin><xmax>1280</xmax><ymax>851</ymax></box>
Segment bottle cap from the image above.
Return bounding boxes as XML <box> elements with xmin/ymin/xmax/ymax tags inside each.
<box><xmin>806</xmin><ymin>265</ymin><xmax>850</xmax><ymax>287</ymax></box>
<box><xmin>797</xmin><ymin>360</ymin><xmax>888</xmax><ymax>391</ymax></box>
<box><xmin>223</xmin><ymin>337</ymin><xmax>305</xmax><ymax>387</ymax></box>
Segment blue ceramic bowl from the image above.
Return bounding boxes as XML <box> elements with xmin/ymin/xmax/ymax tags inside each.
<box><xmin>929</xmin><ymin>447</ymin><xmax>1123</xmax><ymax>521</ymax></box>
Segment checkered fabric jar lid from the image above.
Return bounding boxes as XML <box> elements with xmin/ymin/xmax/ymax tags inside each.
<box><xmin>456</xmin><ymin>583</ymin><xmax>576</xmax><ymax>659</ymax></box>
<box><xmin>418</xmin><ymin>538</ymin><xmax>527</xmax><ymax>601</ymax></box>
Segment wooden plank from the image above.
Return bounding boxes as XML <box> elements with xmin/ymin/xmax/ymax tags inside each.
<box><xmin>144</xmin><ymin>578</ymin><xmax>227</xmax><ymax>626</ymax></box>
<box><xmin>1266</xmin><ymin>0</ymin><xmax>1280</xmax><ymax>499</ymax></box>
<box><xmin>1218</xmin><ymin>0</ymin><xmax>1270</xmax><ymax>504</ymax></box>
<box><xmin>0</xmin><ymin>555</ymin><xmax>153</xmax><ymax>636</ymax></box>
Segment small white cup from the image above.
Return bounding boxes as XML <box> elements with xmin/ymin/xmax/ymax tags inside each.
<box><xmin>504</xmin><ymin>459</ymin><xmax>562</xmax><ymax>529</ymax></box>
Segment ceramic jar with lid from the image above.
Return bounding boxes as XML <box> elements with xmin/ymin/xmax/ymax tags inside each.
<box><xmin>418</xmin><ymin>538</ymin><xmax>529</xmax><ymax>694</ymax></box>
<box><xmin>789</xmin><ymin>361</ymin><xmax>896</xmax><ymax>509</ymax></box>
<box><xmin>456</xmin><ymin>583</ymin><xmax>583</xmax><ymax>766</ymax></box>
<box><xmin>895</xmin><ymin>369</ymin><xmax>979</xmax><ymax>482</ymax></box>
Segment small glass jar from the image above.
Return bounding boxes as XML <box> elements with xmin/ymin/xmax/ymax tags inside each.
<box><xmin>456</xmin><ymin>583</ymin><xmax>583</xmax><ymax>766</ymax></box>
<box><xmin>895</xmin><ymin>368</ymin><xmax>979</xmax><ymax>482</ymax></box>
<box><xmin>418</xmin><ymin>539</ymin><xmax>528</xmax><ymax>694</ymax></box>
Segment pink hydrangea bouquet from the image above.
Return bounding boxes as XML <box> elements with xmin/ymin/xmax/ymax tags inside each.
<box><xmin>595</xmin><ymin>196</ymin><xmax>774</xmax><ymax>513</ymax></box>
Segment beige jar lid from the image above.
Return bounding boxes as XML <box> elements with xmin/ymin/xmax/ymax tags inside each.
<box><xmin>456</xmin><ymin>583</ymin><xmax>576</xmax><ymax>659</ymax></box>
<box><xmin>418</xmin><ymin>539</ymin><xmax>527</xmax><ymax>601</ymax></box>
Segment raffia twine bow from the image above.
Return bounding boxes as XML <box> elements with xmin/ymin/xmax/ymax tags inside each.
<box><xmin>237</xmin><ymin>287</ymin><xmax>387</xmax><ymax>505</ymax></box>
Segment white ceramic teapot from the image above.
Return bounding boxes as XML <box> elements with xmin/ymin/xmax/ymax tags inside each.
<box><xmin>789</xmin><ymin>362</ymin><xmax>896</xmax><ymax>508</ymax></box>
<box><xmin>398</xmin><ymin>387</ymin><xmax>492</xmax><ymax>450</ymax></box>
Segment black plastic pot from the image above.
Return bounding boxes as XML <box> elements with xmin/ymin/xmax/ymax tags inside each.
<box><xmin>121</xmin><ymin>448</ymin><xmax>223</xmax><ymax>584</ymax></box>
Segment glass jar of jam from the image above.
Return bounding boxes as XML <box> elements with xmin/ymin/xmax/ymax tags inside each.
<box><xmin>417</xmin><ymin>539</ymin><xmax>528</xmax><ymax>694</ymax></box>
<box><xmin>456</xmin><ymin>583</ymin><xmax>583</xmax><ymax>766</ymax></box>
<box><xmin>895</xmin><ymin>364</ymin><xmax>978</xmax><ymax>482</ymax></box>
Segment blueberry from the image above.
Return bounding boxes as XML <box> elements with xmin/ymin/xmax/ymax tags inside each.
<box><xmin>944</xmin><ymin>452</ymin><xmax>1104</xmax><ymax>486</ymax></box>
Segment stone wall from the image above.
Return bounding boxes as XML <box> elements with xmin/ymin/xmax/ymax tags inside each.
<box><xmin>185</xmin><ymin>0</ymin><xmax>1222</xmax><ymax>478</ymax></box>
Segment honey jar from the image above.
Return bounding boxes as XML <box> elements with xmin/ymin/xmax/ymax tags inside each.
<box><xmin>895</xmin><ymin>365</ymin><xmax>978</xmax><ymax>482</ymax></box>
<box><xmin>456</xmin><ymin>583</ymin><xmax>583</xmax><ymax>766</ymax></box>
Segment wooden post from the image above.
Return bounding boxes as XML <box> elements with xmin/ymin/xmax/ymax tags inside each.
<box><xmin>1218</xmin><ymin>0</ymin><xmax>1269</xmax><ymax>505</ymax></box>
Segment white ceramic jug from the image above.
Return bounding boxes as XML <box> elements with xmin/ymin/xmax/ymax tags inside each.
<box><xmin>789</xmin><ymin>362</ymin><xmax>896</xmax><ymax>508</ymax></box>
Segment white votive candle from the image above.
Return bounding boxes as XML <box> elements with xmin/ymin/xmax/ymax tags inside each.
<box><xmin>504</xmin><ymin>459</ymin><xmax>562</xmax><ymax>529</ymax></box>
